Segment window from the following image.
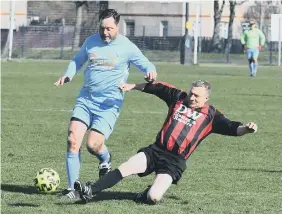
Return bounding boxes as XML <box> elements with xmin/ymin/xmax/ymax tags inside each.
<box><xmin>125</xmin><ymin>21</ymin><xmax>135</xmax><ymax>36</ymax></box>
<box><xmin>219</xmin><ymin>21</ymin><xmax>228</xmax><ymax>39</ymax></box>
<box><xmin>160</xmin><ymin>21</ymin><xmax>168</xmax><ymax>37</ymax></box>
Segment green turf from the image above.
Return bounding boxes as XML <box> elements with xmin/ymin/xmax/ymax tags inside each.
<box><xmin>1</xmin><ymin>61</ymin><xmax>282</xmax><ymax>214</ymax></box>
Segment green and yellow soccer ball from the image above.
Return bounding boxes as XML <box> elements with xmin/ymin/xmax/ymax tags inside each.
<box><xmin>34</xmin><ymin>168</ymin><xmax>60</xmax><ymax>193</ymax></box>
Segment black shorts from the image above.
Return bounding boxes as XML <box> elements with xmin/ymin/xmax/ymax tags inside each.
<box><xmin>137</xmin><ymin>144</ymin><xmax>186</xmax><ymax>184</ymax></box>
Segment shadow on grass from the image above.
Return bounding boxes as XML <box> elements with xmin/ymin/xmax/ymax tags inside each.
<box><xmin>1</xmin><ymin>184</ymin><xmax>38</xmax><ymax>194</ymax></box>
<box><xmin>166</xmin><ymin>195</ymin><xmax>181</xmax><ymax>200</ymax></box>
<box><xmin>92</xmin><ymin>191</ymin><xmax>136</xmax><ymax>201</ymax></box>
<box><xmin>1</xmin><ymin>183</ymin><xmax>62</xmax><ymax>195</ymax></box>
<box><xmin>229</xmin><ymin>168</ymin><xmax>282</xmax><ymax>173</ymax></box>
<box><xmin>55</xmin><ymin>191</ymin><xmax>137</xmax><ymax>205</ymax></box>
<box><xmin>8</xmin><ymin>202</ymin><xmax>40</xmax><ymax>207</ymax></box>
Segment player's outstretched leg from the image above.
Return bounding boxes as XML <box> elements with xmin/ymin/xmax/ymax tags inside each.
<box><xmin>74</xmin><ymin>152</ymin><xmax>148</xmax><ymax>203</ymax></box>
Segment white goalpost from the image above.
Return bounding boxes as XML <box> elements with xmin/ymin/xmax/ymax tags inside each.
<box><xmin>279</xmin><ymin>15</ymin><xmax>282</xmax><ymax>67</ymax></box>
<box><xmin>193</xmin><ymin>3</ymin><xmax>200</xmax><ymax>65</ymax></box>
<box><xmin>271</xmin><ymin>14</ymin><xmax>282</xmax><ymax>66</ymax></box>
<box><xmin>8</xmin><ymin>0</ymin><xmax>16</xmax><ymax>60</ymax></box>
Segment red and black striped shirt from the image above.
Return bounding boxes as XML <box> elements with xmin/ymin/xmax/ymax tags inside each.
<box><xmin>143</xmin><ymin>82</ymin><xmax>242</xmax><ymax>160</ymax></box>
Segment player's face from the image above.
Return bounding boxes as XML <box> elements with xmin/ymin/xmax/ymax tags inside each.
<box><xmin>188</xmin><ymin>86</ymin><xmax>209</xmax><ymax>108</ymax></box>
<box><xmin>99</xmin><ymin>17</ymin><xmax>120</xmax><ymax>43</ymax></box>
<box><xmin>249</xmin><ymin>21</ymin><xmax>256</xmax><ymax>29</ymax></box>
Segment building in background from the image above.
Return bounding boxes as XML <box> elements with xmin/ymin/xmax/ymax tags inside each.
<box><xmin>2</xmin><ymin>0</ymin><xmax>281</xmax><ymax>64</ymax></box>
<box><xmin>1</xmin><ymin>0</ymin><xmax>28</xmax><ymax>30</ymax></box>
<box><xmin>109</xmin><ymin>1</ymin><xmax>258</xmax><ymax>39</ymax></box>
<box><xmin>1</xmin><ymin>0</ymin><xmax>27</xmax><ymax>52</ymax></box>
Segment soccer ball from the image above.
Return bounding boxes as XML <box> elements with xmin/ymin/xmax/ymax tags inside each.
<box><xmin>34</xmin><ymin>168</ymin><xmax>60</xmax><ymax>193</ymax></box>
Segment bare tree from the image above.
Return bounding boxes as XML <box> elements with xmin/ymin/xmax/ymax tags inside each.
<box><xmin>225</xmin><ymin>0</ymin><xmax>246</xmax><ymax>63</ymax></box>
<box><xmin>211</xmin><ymin>0</ymin><xmax>225</xmax><ymax>52</ymax></box>
<box><xmin>72</xmin><ymin>1</ymin><xmax>87</xmax><ymax>50</ymax></box>
<box><xmin>244</xmin><ymin>1</ymin><xmax>280</xmax><ymax>42</ymax></box>
<box><xmin>244</xmin><ymin>1</ymin><xmax>280</xmax><ymax>28</ymax></box>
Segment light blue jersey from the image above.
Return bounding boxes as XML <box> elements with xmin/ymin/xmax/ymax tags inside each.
<box><xmin>65</xmin><ymin>33</ymin><xmax>155</xmax><ymax>108</ymax></box>
<box><xmin>65</xmin><ymin>33</ymin><xmax>156</xmax><ymax>137</ymax></box>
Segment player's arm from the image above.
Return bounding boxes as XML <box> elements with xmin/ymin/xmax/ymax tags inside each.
<box><xmin>259</xmin><ymin>30</ymin><xmax>266</xmax><ymax>46</ymax></box>
<box><xmin>129</xmin><ymin>44</ymin><xmax>157</xmax><ymax>82</ymax></box>
<box><xmin>240</xmin><ymin>32</ymin><xmax>247</xmax><ymax>50</ymax></box>
<box><xmin>212</xmin><ymin>110</ymin><xmax>257</xmax><ymax>136</ymax></box>
<box><xmin>119</xmin><ymin>82</ymin><xmax>183</xmax><ymax>106</ymax></box>
<box><xmin>54</xmin><ymin>38</ymin><xmax>88</xmax><ymax>86</ymax></box>
<box><xmin>240</xmin><ymin>32</ymin><xmax>246</xmax><ymax>45</ymax></box>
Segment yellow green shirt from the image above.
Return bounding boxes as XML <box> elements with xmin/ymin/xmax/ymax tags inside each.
<box><xmin>240</xmin><ymin>28</ymin><xmax>265</xmax><ymax>49</ymax></box>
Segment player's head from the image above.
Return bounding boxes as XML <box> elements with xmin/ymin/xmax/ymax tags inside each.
<box><xmin>188</xmin><ymin>80</ymin><xmax>211</xmax><ymax>108</ymax></box>
<box><xmin>249</xmin><ymin>20</ymin><xmax>257</xmax><ymax>29</ymax></box>
<box><xmin>99</xmin><ymin>9</ymin><xmax>120</xmax><ymax>43</ymax></box>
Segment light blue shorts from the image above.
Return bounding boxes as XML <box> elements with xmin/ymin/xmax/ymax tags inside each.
<box><xmin>71</xmin><ymin>96</ymin><xmax>120</xmax><ymax>140</ymax></box>
<box><xmin>246</xmin><ymin>48</ymin><xmax>259</xmax><ymax>60</ymax></box>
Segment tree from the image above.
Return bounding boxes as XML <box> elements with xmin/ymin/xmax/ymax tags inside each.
<box><xmin>225</xmin><ymin>0</ymin><xmax>246</xmax><ymax>63</ymax></box>
<box><xmin>211</xmin><ymin>0</ymin><xmax>225</xmax><ymax>52</ymax></box>
<box><xmin>72</xmin><ymin>1</ymin><xmax>87</xmax><ymax>50</ymax></box>
<box><xmin>244</xmin><ymin>1</ymin><xmax>280</xmax><ymax>29</ymax></box>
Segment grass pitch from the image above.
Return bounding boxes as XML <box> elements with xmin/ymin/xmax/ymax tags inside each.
<box><xmin>1</xmin><ymin>61</ymin><xmax>282</xmax><ymax>214</ymax></box>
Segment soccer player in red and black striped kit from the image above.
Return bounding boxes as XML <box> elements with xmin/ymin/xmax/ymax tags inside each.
<box><xmin>74</xmin><ymin>80</ymin><xmax>258</xmax><ymax>204</ymax></box>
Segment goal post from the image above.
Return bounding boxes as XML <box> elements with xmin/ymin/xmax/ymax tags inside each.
<box><xmin>193</xmin><ymin>3</ymin><xmax>200</xmax><ymax>65</ymax></box>
<box><xmin>271</xmin><ymin>14</ymin><xmax>282</xmax><ymax>66</ymax></box>
<box><xmin>8</xmin><ymin>0</ymin><xmax>16</xmax><ymax>60</ymax></box>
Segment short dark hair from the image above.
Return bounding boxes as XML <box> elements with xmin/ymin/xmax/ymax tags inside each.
<box><xmin>99</xmin><ymin>9</ymin><xmax>120</xmax><ymax>24</ymax></box>
<box><xmin>249</xmin><ymin>20</ymin><xmax>256</xmax><ymax>25</ymax></box>
<box><xmin>191</xmin><ymin>80</ymin><xmax>212</xmax><ymax>95</ymax></box>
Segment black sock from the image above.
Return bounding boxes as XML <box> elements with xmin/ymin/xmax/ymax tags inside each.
<box><xmin>146</xmin><ymin>198</ymin><xmax>157</xmax><ymax>205</ymax></box>
<box><xmin>90</xmin><ymin>169</ymin><xmax>123</xmax><ymax>194</ymax></box>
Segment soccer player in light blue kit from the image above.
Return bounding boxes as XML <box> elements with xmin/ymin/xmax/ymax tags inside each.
<box><xmin>241</xmin><ymin>20</ymin><xmax>265</xmax><ymax>77</ymax></box>
<box><xmin>54</xmin><ymin>9</ymin><xmax>157</xmax><ymax>200</ymax></box>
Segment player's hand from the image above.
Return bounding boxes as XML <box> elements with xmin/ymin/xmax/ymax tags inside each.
<box><xmin>243</xmin><ymin>45</ymin><xmax>248</xmax><ymax>50</ymax></box>
<box><xmin>144</xmin><ymin>72</ymin><xmax>157</xmax><ymax>83</ymax></box>
<box><xmin>258</xmin><ymin>45</ymin><xmax>262</xmax><ymax>51</ymax></box>
<box><xmin>54</xmin><ymin>76</ymin><xmax>70</xmax><ymax>86</ymax></box>
<box><xmin>119</xmin><ymin>83</ymin><xmax>135</xmax><ymax>92</ymax></box>
<box><xmin>245</xmin><ymin>122</ymin><xmax>258</xmax><ymax>133</ymax></box>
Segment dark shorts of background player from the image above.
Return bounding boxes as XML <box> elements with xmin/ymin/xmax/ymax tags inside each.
<box><xmin>137</xmin><ymin>144</ymin><xmax>186</xmax><ymax>184</ymax></box>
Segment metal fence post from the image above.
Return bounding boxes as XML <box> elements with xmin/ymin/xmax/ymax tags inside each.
<box><xmin>20</xmin><ymin>25</ymin><xmax>24</xmax><ymax>58</ymax></box>
<box><xmin>226</xmin><ymin>39</ymin><xmax>230</xmax><ymax>64</ymax></box>
<box><xmin>269</xmin><ymin>41</ymin><xmax>273</xmax><ymax>65</ymax></box>
<box><xmin>60</xmin><ymin>18</ymin><xmax>65</xmax><ymax>59</ymax></box>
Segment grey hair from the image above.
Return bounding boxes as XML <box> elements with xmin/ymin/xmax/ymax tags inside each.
<box><xmin>191</xmin><ymin>80</ymin><xmax>212</xmax><ymax>95</ymax></box>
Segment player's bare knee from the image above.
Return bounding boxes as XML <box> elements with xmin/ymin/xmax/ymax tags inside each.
<box><xmin>87</xmin><ymin>140</ymin><xmax>103</xmax><ymax>154</ymax></box>
<box><xmin>118</xmin><ymin>161</ymin><xmax>135</xmax><ymax>177</ymax></box>
<box><xmin>67</xmin><ymin>131</ymin><xmax>79</xmax><ymax>151</ymax></box>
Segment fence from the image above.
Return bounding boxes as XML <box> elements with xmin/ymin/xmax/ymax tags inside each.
<box><xmin>1</xmin><ymin>1</ymin><xmax>281</xmax><ymax>65</ymax></box>
<box><xmin>3</xmin><ymin>25</ymin><xmax>280</xmax><ymax>65</ymax></box>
